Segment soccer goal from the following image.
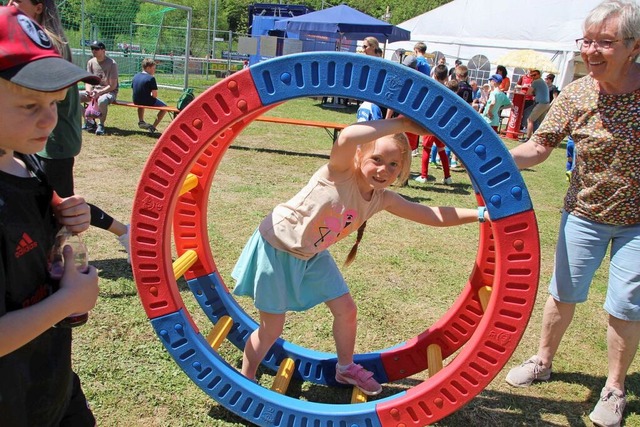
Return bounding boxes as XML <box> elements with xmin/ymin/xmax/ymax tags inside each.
<box><xmin>60</xmin><ymin>0</ymin><xmax>192</xmax><ymax>91</ymax></box>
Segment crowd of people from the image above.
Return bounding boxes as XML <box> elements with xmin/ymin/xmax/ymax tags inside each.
<box><xmin>1</xmin><ymin>0</ymin><xmax>638</xmax><ymax>426</ymax></box>
<box><xmin>357</xmin><ymin>37</ymin><xmax>522</xmax><ymax>185</ymax></box>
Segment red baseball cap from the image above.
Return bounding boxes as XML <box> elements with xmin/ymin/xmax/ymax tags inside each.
<box><xmin>0</xmin><ymin>6</ymin><xmax>100</xmax><ymax>91</ymax></box>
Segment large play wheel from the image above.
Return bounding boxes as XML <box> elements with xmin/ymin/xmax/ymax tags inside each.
<box><xmin>131</xmin><ymin>52</ymin><xmax>540</xmax><ymax>426</ymax></box>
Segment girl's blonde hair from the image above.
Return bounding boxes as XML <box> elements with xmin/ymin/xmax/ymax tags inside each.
<box><xmin>345</xmin><ymin>132</ymin><xmax>412</xmax><ymax>266</ymax></box>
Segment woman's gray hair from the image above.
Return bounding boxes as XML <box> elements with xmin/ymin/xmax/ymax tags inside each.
<box><xmin>584</xmin><ymin>0</ymin><xmax>640</xmax><ymax>43</ymax></box>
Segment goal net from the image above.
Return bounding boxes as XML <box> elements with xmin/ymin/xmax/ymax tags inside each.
<box><xmin>59</xmin><ymin>0</ymin><xmax>192</xmax><ymax>90</ymax></box>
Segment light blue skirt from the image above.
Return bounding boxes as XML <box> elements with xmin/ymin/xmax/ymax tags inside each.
<box><xmin>232</xmin><ymin>229</ymin><xmax>349</xmax><ymax>314</ymax></box>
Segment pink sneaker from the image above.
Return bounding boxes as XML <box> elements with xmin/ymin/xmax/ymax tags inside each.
<box><xmin>335</xmin><ymin>363</ymin><xmax>382</xmax><ymax>396</ymax></box>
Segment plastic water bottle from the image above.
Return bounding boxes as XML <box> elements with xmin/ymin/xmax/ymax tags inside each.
<box><xmin>49</xmin><ymin>226</ymin><xmax>90</xmax><ymax>328</ymax></box>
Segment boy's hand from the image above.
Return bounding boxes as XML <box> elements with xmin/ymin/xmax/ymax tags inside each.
<box><xmin>59</xmin><ymin>245</ymin><xmax>99</xmax><ymax>315</ymax></box>
<box><xmin>53</xmin><ymin>196</ymin><xmax>91</xmax><ymax>234</ymax></box>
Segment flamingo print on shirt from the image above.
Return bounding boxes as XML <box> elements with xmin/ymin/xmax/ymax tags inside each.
<box><xmin>313</xmin><ymin>209</ymin><xmax>358</xmax><ymax>249</ymax></box>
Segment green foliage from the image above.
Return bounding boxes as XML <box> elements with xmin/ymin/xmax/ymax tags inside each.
<box><xmin>58</xmin><ymin>0</ymin><xmax>453</xmax><ymax>67</ymax></box>
<box><xmin>85</xmin><ymin>0</ymin><xmax>140</xmax><ymax>48</ymax></box>
<box><xmin>390</xmin><ymin>0</ymin><xmax>451</xmax><ymax>24</ymax></box>
<box><xmin>224</xmin><ymin>0</ymin><xmax>253</xmax><ymax>35</ymax></box>
<box><xmin>211</xmin><ymin>0</ymin><xmax>453</xmax><ymax>36</ymax></box>
<box><xmin>59</xmin><ymin>0</ymin><xmax>83</xmax><ymax>32</ymax></box>
<box><xmin>296</xmin><ymin>0</ymin><xmax>452</xmax><ymax>25</ymax></box>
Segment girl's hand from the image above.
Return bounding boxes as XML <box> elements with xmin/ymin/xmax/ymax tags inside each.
<box><xmin>398</xmin><ymin>116</ymin><xmax>431</xmax><ymax>136</ymax></box>
<box><xmin>58</xmin><ymin>245</ymin><xmax>100</xmax><ymax>315</ymax></box>
<box><xmin>53</xmin><ymin>196</ymin><xmax>91</xmax><ymax>234</ymax></box>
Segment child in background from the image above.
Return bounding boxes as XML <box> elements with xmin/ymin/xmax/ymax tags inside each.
<box><xmin>414</xmin><ymin>64</ymin><xmax>453</xmax><ymax>185</ymax></box>
<box><xmin>132</xmin><ymin>57</ymin><xmax>168</xmax><ymax>135</ymax></box>
<box><xmin>356</xmin><ymin>101</ymin><xmax>383</xmax><ymax>122</ymax></box>
<box><xmin>482</xmin><ymin>74</ymin><xmax>513</xmax><ymax>133</ymax></box>
<box><xmin>565</xmin><ymin>136</ymin><xmax>575</xmax><ymax>182</ymax></box>
<box><xmin>0</xmin><ymin>6</ymin><xmax>100</xmax><ymax>425</ymax></box>
<box><xmin>472</xmin><ymin>83</ymin><xmax>491</xmax><ymax>113</ymax></box>
<box><xmin>232</xmin><ymin>116</ymin><xmax>490</xmax><ymax>395</ymax></box>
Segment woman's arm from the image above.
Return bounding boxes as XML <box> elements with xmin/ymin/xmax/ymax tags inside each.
<box><xmin>510</xmin><ymin>138</ymin><xmax>555</xmax><ymax>169</ymax></box>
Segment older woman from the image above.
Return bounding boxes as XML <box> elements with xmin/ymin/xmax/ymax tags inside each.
<box><xmin>505</xmin><ymin>1</ymin><xmax>640</xmax><ymax>426</ymax></box>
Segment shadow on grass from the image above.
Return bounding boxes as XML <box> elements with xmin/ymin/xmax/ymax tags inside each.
<box><xmin>200</xmin><ymin>371</ymin><xmax>640</xmax><ymax>426</ymax></box>
<box><xmin>230</xmin><ymin>144</ymin><xmax>330</xmax><ymax>160</ymax></box>
<box><xmin>92</xmin><ymin>126</ymin><xmax>160</xmax><ymax>139</ymax></box>
<box><xmin>315</xmin><ymin>101</ymin><xmax>359</xmax><ymax>116</ymax></box>
<box><xmin>92</xmin><ymin>258</ymin><xmax>191</xmax><ymax>298</ymax></box>
<box><xmin>404</xmin><ymin>174</ymin><xmax>474</xmax><ymax>198</ymax></box>
<box><xmin>441</xmin><ymin>371</ymin><xmax>640</xmax><ymax>427</ymax></box>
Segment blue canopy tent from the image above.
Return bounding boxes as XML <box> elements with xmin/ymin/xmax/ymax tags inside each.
<box><xmin>274</xmin><ymin>4</ymin><xmax>411</xmax><ymax>52</ymax></box>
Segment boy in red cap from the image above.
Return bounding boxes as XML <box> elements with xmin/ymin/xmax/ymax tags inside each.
<box><xmin>0</xmin><ymin>6</ymin><xmax>100</xmax><ymax>426</ymax></box>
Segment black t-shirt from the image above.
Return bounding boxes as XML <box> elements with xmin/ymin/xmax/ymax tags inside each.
<box><xmin>0</xmin><ymin>166</ymin><xmax>74</xmax><ymax>426</ymax></box>
<box><xmin>132</xmin><ymin>71</ymin><xmax>158</xmax><ymax>106</ymax></box>
<box><xmin>457</xmin><ymin>80</ymin><xmax>474</xmax><ymax>104</ymax></box>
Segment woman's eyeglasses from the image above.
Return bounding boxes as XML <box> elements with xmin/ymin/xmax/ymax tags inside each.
<box><xmin>575</xmin><ymin>37</ymin><xmax>634</xmax><ymax>51</ymax></box>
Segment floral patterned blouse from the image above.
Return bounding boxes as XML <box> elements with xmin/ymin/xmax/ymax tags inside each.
<box><xmin>531</xmin><ymin>75</ymin><xmax>640</xmax><ymax>225</ymax></box>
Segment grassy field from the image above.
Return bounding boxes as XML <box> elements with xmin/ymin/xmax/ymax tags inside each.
<box><xmin>70</xmin><ymin>87</ymin><xmax>640</xmax><ymax>427</ymax></box>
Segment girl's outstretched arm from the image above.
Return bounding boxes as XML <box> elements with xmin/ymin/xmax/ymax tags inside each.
<box><xmin>329</xmin><ymin>117</ymin><xmax>428</xmax><ymax>174</ymax></box>
<box><xmin>383</xmin><ymin>191</ymin><xmax>487</xmax><ymax>226</ymax></box>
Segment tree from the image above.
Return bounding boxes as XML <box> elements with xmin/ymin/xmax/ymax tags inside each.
<box><xmin>59</xmin><ymin>0</ymin><xmax>83</xmax><ymax>32</ymax></box>
<box><xmin>225</xmin><ymin>0</ymin><xmax>253</xmax><ymax>35</ymax></box>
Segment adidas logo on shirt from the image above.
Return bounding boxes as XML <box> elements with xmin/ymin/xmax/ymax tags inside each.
<box><xmin>15</xmin><ymin>232</ymin><xmax>38</xmax><ymax>258</ymax></box>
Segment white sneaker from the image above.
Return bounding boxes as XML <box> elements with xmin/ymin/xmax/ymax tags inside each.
<box><xmin>117</xmin><ymin>224</ymin><xmax>131</xmax><ymax>264</ymax></box>
<box><xmin>138</xmin><ymin>121</ymin><xmax>151</xmax><ymax>130</ymax></box>
<box><xmin>413</xmin><ymin>176</ymin><xmax>427</xmax><ymax>183</ymax></box>
<box><xmin>589</xmin><ymin>387</ymin><xmax>626</xmax><ymax>427</ymax></box>
<box><xmin>442</xmin><ymin>177</ymin><xmax>453</xmax><ymax>185</ymax></box>
<box><xmin>505</xmin><ymin>355</ymin><xmax>552</xmax><ymax>387</ymax></box>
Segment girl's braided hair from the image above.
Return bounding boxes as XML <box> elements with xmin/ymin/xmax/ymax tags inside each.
<box><xmin>344</xmin><ymin>133</ymin><xmax>411</xmax><ymax>266</ymax></box>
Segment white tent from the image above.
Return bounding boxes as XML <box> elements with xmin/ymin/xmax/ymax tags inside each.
<box><xmin>387</xmin><ymin>0</ymin><xmax>617</xmax><ymax>89</ymax></box>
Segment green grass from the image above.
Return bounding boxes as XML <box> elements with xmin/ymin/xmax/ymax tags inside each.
<box><xmin>71</xmin><ymin>90</ymin><xmax>640</xmax><ymax>426</ymax></box>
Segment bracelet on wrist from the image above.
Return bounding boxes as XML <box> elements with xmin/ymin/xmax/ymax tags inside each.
<box><xmin>478</xmin><ymin>206</ymin><xmax>487</xmax><ymax>223</ymax></box>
